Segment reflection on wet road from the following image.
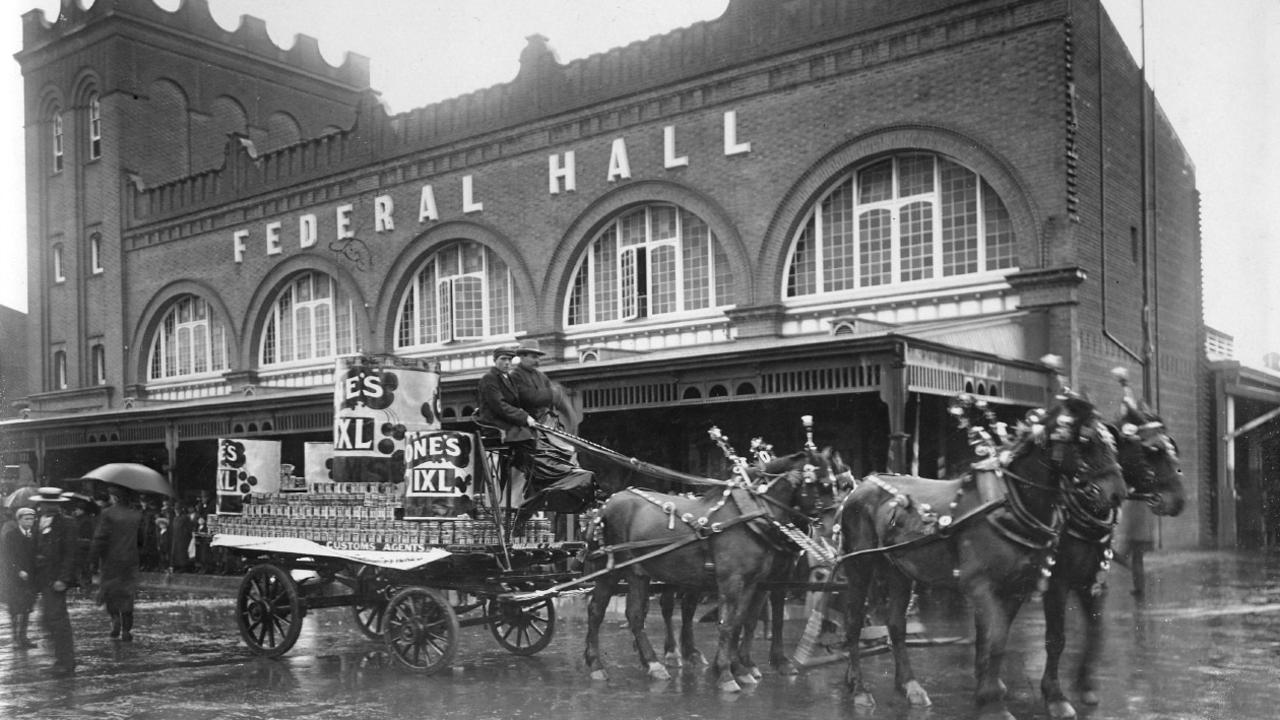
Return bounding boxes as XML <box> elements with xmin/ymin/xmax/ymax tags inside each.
<box><xmin>2</xmin><ymin>551</ymin><xmax>1279</xmax><ymax>719</ymax></box>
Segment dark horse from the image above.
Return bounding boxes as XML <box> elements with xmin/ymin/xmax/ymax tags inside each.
<box><xmin>837</xmin><ymin>391</ymin><xmax>1127</xmax><ymax>720</ymax></box>
<box><xmin>583</xmin><ymin>448</ymin><xmax>835</xmax><ymax>691</ymax></box>
<box><xmin>1039</xmin><ymin>372</ymin><xmax>1186</xmax><ymax>719</ymax></box>
<box><xmin>658</xmin><ymin>449</ymin><xmax>852</xmax><ymax>675</ymax></box>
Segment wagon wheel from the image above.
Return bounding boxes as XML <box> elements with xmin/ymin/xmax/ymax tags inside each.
<box><xmin>488</xmin><ymin>597</ymin><xmax>556</xmax><ymax>656</ymax></box>
<box><xmin>236</xmin><ymin>564</ymin><xmax>304</xmax><ymax>657</ymax></box>
<box><xmin>351</xmin><ymin>567</ymin><xmax>392</xmax><ymax>639</ymax></box>
<box><xmin>384</xmin><ymin>586</ymin><xmax>460</xmax><ymax>674</ymax></box>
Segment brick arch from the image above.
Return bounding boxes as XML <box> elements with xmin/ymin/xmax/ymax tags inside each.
<box><xmin>252</xmin><ymin>110</ymin><xmax>302</xmax><ymax>155</ymax></box>
<box><xmin>191</xmin><ymin>95</ymin><xmax>248</xmax><ymax>172</ymax></box>
<box><xmin>239</xmin><ymin>255</ymin><xmax>373</xmax><ymax>369</ymax></box>
<box><xmin>144</xmin><ymin>78</ymin><xmax>191</xmax><ymax>183</ymax></box>
<box><xmin>69</xmin><ymin>68</ymin><xmax>102</xmax><ymax>108</ymax></box>
<box><xmin>36</xmin><ymin>82</ymin><xmax>65</xmax><ymax>120</ymax></box>
<box><xmin>757</xmin><ymin>124</ymin><xmax>1043</xmax><ymax>306</ymax></box>
<box><xmin>129</xmin><ymin>280</ymin><xmax>239</xmax><ymax>387</ymax></box>
<box><xmin>545</xmin><ymin>179</ymin><xmax>749</xmax><ymax>331</ymax></box>
<box><xmin>374</xmin><ymin>220</ymin><xmax>539</xmax><ymax>350</ymax></box>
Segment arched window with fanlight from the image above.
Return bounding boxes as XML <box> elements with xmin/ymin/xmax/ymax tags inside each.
<box><xmin>784</xmin><ymin>153</ymin><xmax>1016</xmax><ymax>299</ymax></box>
<box><xmin>394</xmin><ymin>241</ymin><xmax>513</xmax><ymax>348</ymax></box>
<box><xmin>147</xmin><ymin>296</ymin><xmax>230</xmax><ymax>381</ymax></box>
<box><xmin>260</xmin><ymin>272</ymin><xmax>356</xmax><ymax>366</ymax></box>
<box><xmin>566</xmin><ymin>203</ymin><xmax>729</xmax><ymax>326</ymax></box>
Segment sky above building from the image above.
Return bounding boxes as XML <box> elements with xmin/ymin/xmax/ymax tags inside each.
<box><xmin>1</xmin><ymin>0</ymin><xmax>1275</xmax><ymax>364</ymax></box>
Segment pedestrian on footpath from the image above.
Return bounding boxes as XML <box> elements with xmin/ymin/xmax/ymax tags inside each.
<box><xmin>154</xmin><ymin>516</ymin><xmax>172</xmax><ymax>572</ymax></box>
<box><xmin>33</xmin><ymin>487</ymin><xmax>78</xmax><ymax>676</ymax></box>
<box><xmin>90</xmin><ymin>486</ymin><xmax>143</xmax><ymax>641</ymax></box>
<box><xmin>170</xmin><ymin>504</ymin><xmax>199</xmax><ymax>573</ymax></box>
<box><xmin>1</xmin><ymin>506</ymin><xmax>39</xmax><ymax>649</ymax></box>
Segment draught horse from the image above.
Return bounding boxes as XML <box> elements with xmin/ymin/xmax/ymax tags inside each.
<box><xmin>1039</xmin><ymin>369</ymin><xmax>1186</xmax><ymax>719</ymax></box>
<box><xmin>658</xmin><ymin>447</ymin><xmax>853</xmax><ymax>675</ymax></box>
<box><xmin>583</xmin><ymin>447</ymin><xmax>835</xmax><ymax>691</ymax></box>
<box><xmin>837</xmin><ymin>391</ymin><xmax>1127</xmax><ymax>720</ymax></box>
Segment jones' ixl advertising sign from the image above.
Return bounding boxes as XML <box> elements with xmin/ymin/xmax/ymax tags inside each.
<box><xmin>403</xmin><ymin>430</ymin><xmax>479</xmax><ymax>520</ymax></box>
<box><xmin>332</xmin><ymin>355</ymin><xmax>440</xmax><ymax>484</ymax></box>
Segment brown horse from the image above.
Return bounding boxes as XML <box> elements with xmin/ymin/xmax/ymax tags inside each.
<box><xmin>583</xmin><ymin>448</ymin><xmax>834</xmax><ymax>691</ymax></box>
<box><xmin>837</xmin><ymin>392</ymin><xmax>1126</xmax><ymax>720</ymax></box>
<box><xmin>1039</xmin><ymin>382</ymin><xmax>1185</xmax><ymax>719</ymax></box>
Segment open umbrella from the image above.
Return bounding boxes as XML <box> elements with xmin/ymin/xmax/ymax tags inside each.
<box><xmin>2</xmin><ymin>485</ymin><xmax>40</xmax><ymax>508</ymax></box>
<box><xmin>80</xmin><ymin>463</ymin><xmax>174</xmax><ymax>497</ymax></box>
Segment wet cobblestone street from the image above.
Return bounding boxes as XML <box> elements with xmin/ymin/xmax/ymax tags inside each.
<box><xmin>2</xmin><ymin>550</ymin><xmax>1279</xmax><ymax>719</ymax></box>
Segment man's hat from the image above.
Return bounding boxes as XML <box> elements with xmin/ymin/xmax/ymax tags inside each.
<box><xmin>35</xmin><ymin>486</ymin><xmax>67</xmax><ymax>503</ymax></box>
<box><xmin>14</xmin><ymin>507</ymin><xmax>35</xmax><ymax>520</ymax></box>
<box><xmin>492</xmin><ymin>345</ymin><xmax>518</xmax><ymax>359</ymax></box>
<box><xmin>514</xmin><ymin>338</ymin><xmax>546</xmax><ymax>356</ymax></box>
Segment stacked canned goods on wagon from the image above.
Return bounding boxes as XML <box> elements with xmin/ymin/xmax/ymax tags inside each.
<box><xmin>206</xmin><ymin>485</ymin><xmax>555</xmax><ymax>551</ymax></box>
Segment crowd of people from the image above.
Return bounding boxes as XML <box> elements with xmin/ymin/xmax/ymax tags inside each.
<box><xmin>0</xmin><ymin>484</ymin><xmax>232</xmax><ymax>676</ymax></box>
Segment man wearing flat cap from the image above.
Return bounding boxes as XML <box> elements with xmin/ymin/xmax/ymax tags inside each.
<box><xmin>33</xmin><ymin>487</ymin><xmax>78</xmax><ymax>675</ymax></box>
<box><xmin>1</xmin><ymin>506</ymin><xmax>38</xmax><ymax>649</ymax></box>
<box><xmin>475</xmin><ymin>345</ymin><xmax>537</xmax><ymax>444</ymax></box>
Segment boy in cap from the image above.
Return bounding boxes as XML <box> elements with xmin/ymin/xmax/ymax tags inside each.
<box><xmin>1</xmin><ymin>506</ymin><xmax>38</xmax><ymax>649</ymax></box>
<box><xmin>33</xmin><ymin>487</ymin><xmax>77</xmax><ymax>675</ymax></box>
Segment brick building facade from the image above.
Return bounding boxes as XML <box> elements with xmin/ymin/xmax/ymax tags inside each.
<box><xmin>2</xmin><ymin>0</ymin><xmax>1207</xmax><ymax>547</ymax></box>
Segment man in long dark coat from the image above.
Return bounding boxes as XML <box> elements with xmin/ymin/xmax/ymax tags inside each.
<box><xmin>508</xmin><ymin>339</ymin><xmax>597</xmax><ymax>530</ymax></box>
<box><xmin>90</xmin><ymin>486</ymin><xmax>143</xmax><ymax>641</ymax></box>
<box><xmin>33</xmin><ymin>487</ymin><xmax>78</xmax><ymax>675</ymax></box>
<box><xmin>1</xmin><ymin>506</ymin><xmax>39</xmax><ymax>649</ymax></box>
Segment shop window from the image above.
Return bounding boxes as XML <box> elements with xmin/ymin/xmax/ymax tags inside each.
<box><xmin>147</xmin><ymin>295</ymin><xmax>230</xmax><ymax>381</ymax></box>
<box><xmin>785</xmin><ymin>152</ymin><xmax>1017</xmax><ymax>298</ymax></box>
<box><xmin>88</xmin><ymin>93</ymin><xmax>102</xmax><ymax>160</ymax></box>
<box><xmin>567</xmin><ymin>203</ymin><xmax>728</xmax><ymax>326</ymax></box>
<box><xmin>260</xmin><ymin>272</ymin><xmax>356</xmax><ymax>366</ymax></box>
<box><xmin>395</xmin><ymin>241</ymin><xmax>512</xmax><ymax>348</ymax></box>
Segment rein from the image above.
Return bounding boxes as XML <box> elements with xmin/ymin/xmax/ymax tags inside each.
<box><xmin>538</xmin><ymin>424</ymin><xmax>740</xmax><ymax>489</ymax></box>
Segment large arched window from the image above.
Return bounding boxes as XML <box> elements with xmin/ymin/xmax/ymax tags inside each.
<box><xmin>260</xmin><ymin>272</ymin><xmax>356</xmax><ymax>366</ymax></box>
<box><xmin>147</xmin><ymin>296</ymin><xmax>229</xmax><ymax>381</ymax></box>
<box><xmin>566</xmin><ymin>204</ymin><xmax>729</xmax><ymax>326</ymax></box>
<box><xmin>395</xmin><ymin>241</ymin><xmax>512</xmax><ymax>348</ymax></box>
<box><xmin>785</xmin><ymin>153</ymin><xmax>1016</xmax><ymax>298</ymax></box>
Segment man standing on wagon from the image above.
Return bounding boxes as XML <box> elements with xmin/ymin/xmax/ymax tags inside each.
<box><xmin>507</xmin><ymin>339</ymin><xmax>596</xmax><ymax>534</ymax></box>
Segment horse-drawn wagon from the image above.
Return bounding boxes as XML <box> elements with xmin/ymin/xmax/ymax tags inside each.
<box><xmin>209</xmin><ymin>426</ymin><xmax>586</xmax><ymax>674</ymax></box>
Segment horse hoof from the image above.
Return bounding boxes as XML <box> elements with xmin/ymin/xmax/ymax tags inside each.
<box><xmin>1047</xmin><ymin>699</ymin><xmax>1077</xmax><ymax>719</ymax></box>
<box><xmin>663</xmin><ymin>652</ymin><xmax>683</xmax><ymax>668</ymax></box>
<box><xmin>1081</xmin><ymin>690</ymin><xmax>1100</xmax><ymax>706</ymax></box>
<box><xmin>774</xmin><ymin>660</ymin><xmax>799</xmax><ymax>676</ymax></box>
<box><xmin>978</xmin><ymin>711</ymin><xmax>1016</xmax><ymax>720</ymax></box>
<box><xmin>852</xmin><ymin>692</ymin><xmax>876</xmax><ymax>710</ymax></box>
<box><xmin>590</xmin><ymin>668</ymin><xmax>608</xmax><ymax>681</ymax></box>
<box><xmin>647</xmin><ymin>661</ymin><xmax>671</xmax><ymax>681</ymax></box>
<box><xmin>748</xmin><ymin>665</ymin><xmax>763</xmax><ymax>681</ymax></box>
<box><xmin>719</xmin><ymin>678</ymin><xmax>742</xmax><ymax>693</ymax></box>
<box><xmin>902</xmin><ymin>680</ymin><xmax>932</xmax><ymax>707</ymax></box>
<box><xmin>687</xmin><ymin>651</ymin><xmax>707</xmax><ymax>666</ymax></box>
<box><xmin>735</xmin><ymin>672</ymin><xmax>758</xmax><ymax>686</ymax></box>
